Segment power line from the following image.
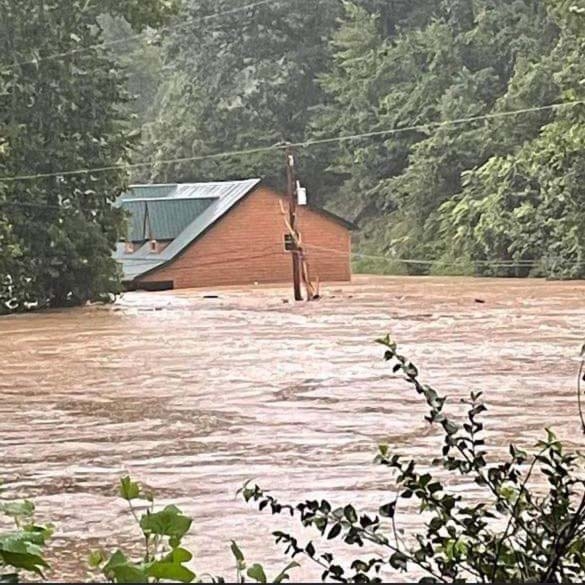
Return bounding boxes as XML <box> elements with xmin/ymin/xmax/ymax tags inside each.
<box><xmin>0</xmin><ymin>100</ymin><xmax>582</xmax><ymax>185</ymax></box>
<box><xmin>1</xmin><ymin>225</ymin><xmax>581</xmax><ymax>272</ymax></box>
<box><xmin>1</xmin><ymin>0</ymin><xmax>278</xmax><ymax>73</ymax></box>
<box><xmin>303</xmin><ymin>244</ymin><xmax>585</xmax><ymax>270</ymax></box>
<box><xmin>97</xmin><ymin>245</ymin><xmax>585</xmax><ymax>272</ymax></box>
<box><xmin>25</xmin><ymin>246</ymin><xmax>285</xmax><ymax>269</ymax></box>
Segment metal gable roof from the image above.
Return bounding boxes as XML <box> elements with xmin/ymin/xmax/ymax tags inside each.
<box><xmin>122</xmin><ymin>184</ymin><xmax>177</xmax><ymax>200</ymax></box>
<box><xmin>114</xmin><ymin>179</ymin><xmax>262</xmax><ymax>281</ymax></box>
<box><xmin>121</xmin><ymin>198</ymin><xmax>215</xmax><ymax>242</ymax></box>
<box><xmin>113</xmin><ymin>178</ymin><xmax>355</xmax><ymax>283</ymax></box>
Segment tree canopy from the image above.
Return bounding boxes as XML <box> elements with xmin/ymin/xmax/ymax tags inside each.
<box><xmin>1</xmin><ymin>0</ymin><xmax>584</xmax><ymax>315</ymax></box>
<box><xmin>142</xmin><ymin>0</ymin><xmax>585</xmax><ymax>278</ymax></box>
<box><xmin>0</xmin><ymin>0</ymin><xmax>175</xmax><ymax>313</ymax></box>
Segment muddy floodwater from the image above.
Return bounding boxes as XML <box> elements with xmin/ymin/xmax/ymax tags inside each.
<box><xmin>1</xmin><ymin>275</ymin><xmax>585</xmax><ymax>582</ymax></box>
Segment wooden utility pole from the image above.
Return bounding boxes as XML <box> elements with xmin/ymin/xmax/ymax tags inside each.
<box><xmin>285</xmin><ymin>146</ymin><xmax>303</xmax><ymax>301</ymax></box>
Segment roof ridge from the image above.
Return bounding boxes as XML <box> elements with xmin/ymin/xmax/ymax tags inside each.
<box><xmin>129</xmin><ymin>183</ymin><xmax>177</xmax><ymax>188</ymax></box>
<box><xmin>121</xmin><ymin>196</ymin><xmax>219</xmax><ymax>203</ymax></box>
<box><xmin>129</xmin><ymin>178</ymin><xmax>262</xmax><ymax>188</ymax></box>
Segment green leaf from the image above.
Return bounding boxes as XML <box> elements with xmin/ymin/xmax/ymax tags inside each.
<box><xmin>389</xmin><ymin>551</ymin><xmax>408</xmax><ymax>571</ymax></box>
<box><xmin>162</xmin><ymin>547</ymin><xmax>192</xmax><ymax>564</ymax></box>
<box><xmin>89</xmin><ymin>549</ymin><xmax>106</xmax><ymax>568</ymax></box>
<box><xmin>247</xmin><ymin>563</ymin><xmax>267</xmax><ymax>583</ymax></box>
<box><xmin>1</xmin><ymin>501</ymin><xmax>34</xmax><ymax>518</ymax></box>
<box><xmin>444</xmin><ymin>420</ymin><xmax>459</xmax><ymax>435</ymax></box>
<box><xmin>119</xmin><ymin>476</ymin><xmax>141</xmax><ymax>501</ymax></box>
<box><xmin>273</xmin><ymin>561</ymin><xmax>300</xmax><ymax>583</ymax></box>
<box><xmin>0</xmin><ymin>551</ymin><xmax>48</xmax><ymax>576</ymax></box>
<box><xmin>328</xmin><ymin>523</ymin><xmax>342</xmax><ymax>540</ymax></box>
<box><xmin>545</xmin><ymin>428</ymin><xmax>558</xmax><ymax>445</ymax></box>
<box><xmin>0</xmin><ymin>532</ymin><xmax>46</xmax><ymax>556</ymax></box>
<box><xmin>120</xmin><ymin>476</ymin><xmax>140</xmax><ymax>502</ymax></box>
<box><xmin>147</xmin><ymin>559</ymin><xmax>195</xmax><ymax>583</ymax></box>
<box><xmin>343</xmin><ymin>505</ymin><xmax>358</xmax><ymax>524</ymax></box>
<box><xmin>404</xmin><ymin>362</ymin><xmax>418</xmax><ymax>378</ymax></box>
<box><xmin>230</xmin><ymin>540</ymin><xmax>244</xmax><ymax>563</ymax></box>
<box><xmin>103</xmin><ymin>550</ymin><xmax>148</xmax><ymax>584</ymax></box>
<box><xmin>509</xmin><ymin>444</ymin><xmax>528</xmax><ymax>462</ymax></box>
<box><xmin>139</xmin><ymin>505</ymin><xmax>192</xmax><ymax>540</ymax></box>
<box><xmin>379</xmin><ymin>502</ymin><xmax>396</xmax><ymax>518</ymax></box>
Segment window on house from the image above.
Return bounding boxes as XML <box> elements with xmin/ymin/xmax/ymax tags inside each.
<box><xmin>149</xmin><ymin>239</ymin><xmax>158</xmax><ymax>253</ymax></box>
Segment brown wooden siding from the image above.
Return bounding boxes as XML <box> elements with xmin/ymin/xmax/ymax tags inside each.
<box><xmin>137</xmin><ymin>186</ymin><xmax>351</xmax><ymax>289</ymax></box>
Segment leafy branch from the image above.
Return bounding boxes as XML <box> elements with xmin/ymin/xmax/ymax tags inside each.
<box><xmin>241</xmin><ymin>335</ymin><xmax>585</xmax><ymax>583</ymax></box>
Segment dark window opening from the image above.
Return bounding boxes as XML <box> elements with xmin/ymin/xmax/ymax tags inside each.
<box><xmin>284</xmin><ymin>234</ymin><xmax>295</xmax><ymax>251</ymax></box>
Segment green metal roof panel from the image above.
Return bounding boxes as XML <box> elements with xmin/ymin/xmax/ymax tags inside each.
<box><xmin>114</xmin><ymin>179</ymin><xmax>262</xmax><ymax>281</ymax></box>
<box><xmin>121</xmin><ymin>198</ymin><xmax>215</xmax><ymax>242</ymax></box>
<box><xmin>113</xmin><ymin>178</ymin><xmax>353</xmax><ymax>282</ymax></box>
<box><xmin>122</xmin><ymin>201</ymin><xmax>146</xmax><ymax>242</ymax></box>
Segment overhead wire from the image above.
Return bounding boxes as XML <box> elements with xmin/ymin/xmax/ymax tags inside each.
<box><xmin>302</xmin><ymin>243</ymin><xmax>585</xmax><ymax>270</ymax></box>
<box><xmin>0</xmin><ymin>230</ymin><xmax>580</xmax><ymax>271</ymax></box>
<box><xmin>33</xmin><ymin>245</ymin><xmax>286</xmax><ymax>270</ymax></box>
<box><xmin>107</xmin><ymin>243</ymin><xmax>585</xmax><ymax>272</ymax></box>
<box><xmin>0</xmin><ymin>99</ymin><xmax>583</xmax><ymax>185</ymax></box>
<box><xmin>1</xmin><ymin>3</ymin><xmax>581</xmax><ymax>278</ymax></box>
<box><xmin>3</xmin><ymin>0</ymin><xmax>417</xmax><ymax>73</ymax></box>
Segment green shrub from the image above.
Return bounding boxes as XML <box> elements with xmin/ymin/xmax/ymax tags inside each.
<box><xmin>0</xmin><ymin>492</ymin><xmax>52</xmax><ymax>583</ymax></box>
<box><xmin>89</xmin><ymin>476</ymin><xmax>298</xmax><ymax>584</ymax></box>
<box><xmin>243</xmin><ymin>336</ymin><xmax>585</xmax><ymax>583</ymax></box>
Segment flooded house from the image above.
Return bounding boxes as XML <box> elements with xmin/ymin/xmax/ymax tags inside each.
<box><xmin>113</xmin><ymin>179</ymin><xmax>354</xmax><ymax>291</ymax></box>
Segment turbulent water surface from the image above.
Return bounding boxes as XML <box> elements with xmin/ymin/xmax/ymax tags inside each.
<box><xmin>1</xmin><ymin>276</ymin><xmax>584</xmax><ymax>581</ymax></box>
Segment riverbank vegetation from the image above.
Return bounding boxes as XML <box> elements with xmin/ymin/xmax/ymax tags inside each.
<box><xmin>1</xmin><ymin>1</ymin><xmax>584</xmax><ymax>314</ymax></box>
<box><xmin>138</xmin><ymin>0</ymin><xmax>585</xmax><ymax>278</ymax></box>
<box><xmin>3</xmin><ymin>337</ymin><xmax>585</xmax><ymax>583</ymax></box>
<box><xmin>0</xmin><ymin>0</ymin><xmax>177</xmax><ymax>314</ymax></box>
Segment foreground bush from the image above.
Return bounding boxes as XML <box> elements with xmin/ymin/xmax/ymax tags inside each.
<box><xmin>0</xmin><ymin>475</ymin><xmax>297</xmax><ymax>584</ymax></box>
<box><xmin>0</xmin><ymin>496</ymin><xmax>52</xmax><ymax>582</ymax></box>
<box><xmin>2</xmin><ymin>336</ymin><xmax>585</xmax><ymax>582</ymax></box>
<box><xmin>243</xmin><ymin>336</ymin><xmax>585</xmax><ymax>582</ymax></box>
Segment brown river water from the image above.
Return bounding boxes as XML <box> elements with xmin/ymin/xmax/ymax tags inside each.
<box><xmin>1</xmin><ymin>275</ymin><xmax>584</xmax><ymax>582</ymax></box>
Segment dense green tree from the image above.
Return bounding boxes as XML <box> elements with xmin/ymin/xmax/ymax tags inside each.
<box><xmin>140</xmin><ymin>0</ymin><xmax>341</xmax><ymax>199</ymax></box>
<box><xmin>315</xmin><ymin>0</ymin><xmax>564</xmax><ymax>271</ymax></box>
<box><xmin>438</xmin><ymin>0</ymin><xmax>585</xmax><ymax>278</ymax></box>
<box><xmin>0</xmin><ymin>0</ymin><xmax>175</xmax><ymax>314</ymax></box>
<box><xmin>135</xmin><ymin>0</ymin><xmax>585</xmax><ymax>279</ymax></box>
<box><xmin>100</xmin><ymin>15</ymin><xmax>165</xmax><ymax>128</ymax></box>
